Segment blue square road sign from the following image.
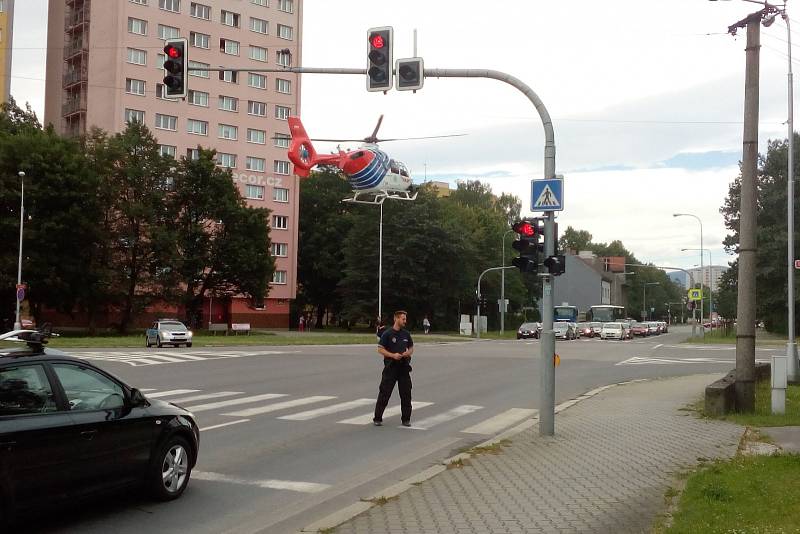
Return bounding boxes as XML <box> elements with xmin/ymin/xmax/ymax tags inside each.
<box><xmin>531</xmin><ymin>178</ymin><xmax>564</xmax><ymax>212</ymax></box>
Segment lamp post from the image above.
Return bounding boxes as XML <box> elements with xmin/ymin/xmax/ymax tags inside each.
<box><xmin>682</xmin><ymin>247</ymin><xmax>714</xmax><ymax>323</ymax></box>
<box><xmin>674</xmin><ymin>213</ymin><xmax>704</xmax><ymax>336</ymax></box>
<box><xmin>643</xmin><ymin>282</ymin><xmax>660</xmax><ymax>321</ymax></box>
<box><xmin>14</xmin><ymin>171</ymin><xmax>25</xmax><ymax>331</ymax></box>
<box><xmin>500</xmin><ymin>229</ymin><xmax>514</xmax><ymax>335</ymax></box>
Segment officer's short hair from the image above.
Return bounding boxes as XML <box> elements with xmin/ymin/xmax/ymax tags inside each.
<box><xmin>394</xmin><ymin>310</ymin><xmax>407</xmax><ymax>319</ymax></box>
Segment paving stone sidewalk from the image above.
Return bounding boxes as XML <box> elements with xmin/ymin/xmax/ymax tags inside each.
<box><xmin>333</xmin><ymin>374</ymin><xmax>744</xmax><ymax>534</ymax></box>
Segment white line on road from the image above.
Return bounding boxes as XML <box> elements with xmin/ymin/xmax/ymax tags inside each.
<box><xmin>278</xmin><ymin>398</ymin><xmax>375</xmax><ymax>421</ymax></box>
<box><xmin>461</xmin><ymin>408</ymin><xmax>538</xmax><ymax>435</ymax></box>
<box><xmin>405</xmin><ymin>405</ymin><xmax>483</xmax><ymax>430</ymax></box>
<box><xmin>192</xmin><ymin>471</ymin><xmax>331</xmax><ymax>493</ymax></box>
<box><xmin>224</xmin><ymin>396</ymin><xmax>337</xmax><ymax>417</ymax></box>
<box><xmin>337</xmin><ymin>401</ymin><xmax>434</xmax><ymax>425</ymax></box>
<box><xmin>168</xmin><ymin>391</ymin><xmax>243</xmax><ymax>404</ymax></box>
<box><xmin>200</xmin><ymin>419</ymin><xmax>250</xmax><ymax>432</ymax></box>
<box><xmin>146</xmin><ymin>389</ymin><xmax>201</xmax><ymax>398</ymax></box>
<box><xmin>186</xmin><ymin>393</ymin><xmax>288</xmax><ymax>412</ymax></box>
<box><xmin>653</xmin><ymin>344</ymin><xmax>663</xmax><ymax>350</ymax></box>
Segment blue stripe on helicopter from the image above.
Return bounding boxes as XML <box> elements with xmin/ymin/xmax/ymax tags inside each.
<box><xmin>350</xmin><ymin>150</ymin><xmax>390</xmax><ymax>190</ymax></box>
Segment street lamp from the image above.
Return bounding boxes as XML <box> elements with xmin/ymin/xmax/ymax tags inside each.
<box><xmin>674</xmin><ymin>213</ymin><xmax>704</xmax><ymax>336</ymax></box>
<box><xmin>500</xmin><ymin>228</ymin><xmax>515</xmax><ymax>335</ymax></box>
<box><xmin>643</xmin><ymin>282</ymin><xmax>660</xmax><ymax>321</ymax></box>
<box><xmin>682</xmin><ymin>247</ymin><xmax>714</xmax><ymax>322</ymax></box>
<box><xmin>14</xmin><ymin>171</ymin><xmax>25</xmax><ymax>331</ymax></box>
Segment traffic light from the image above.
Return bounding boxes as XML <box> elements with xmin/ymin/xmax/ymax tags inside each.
<box><xmin>162</xmin><ymin>38</ymin><xmax>188</xmax><ymax>98</ymax></box>
<box><xmin>543</xmin><ymin>255</ymin><xmax>566</xmax><ymax>276</ymax></box>
<box><xmin>511</xmin><ymin>219</ymin><xmax>541</xmax><ymax>273</ymax></box>
<box><xmin>367</xmin><ymin>27</ymin><xmax>393</xmax><ymax>92</ymax></box>
<box><xmin>395</xmin><ymin>57</ymin><xmax>423</xmax><ymax>91</ymax></box>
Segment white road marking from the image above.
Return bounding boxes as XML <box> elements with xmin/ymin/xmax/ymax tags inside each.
<box><xmin>140</xmin><ymin>388</ymin><xmax>157</xmax><ymax>392</ymax></box>
<box><xmin>73</xmin><ymin>349</ymin><xmax>298</xmax><ymax>367</ymax></box>
<box><xmin>192</xmin><ymin>471</ymin><xmax>330</xmax><ymax>493</ymax></box>
<box><xmin>405</xmin><ymin>405</ymin><xmax>483</xmax><ymax>430</ymax></box>
<box><xmin>278</xmin><ymin>398</ymin><xmax>374</xmax><ymax>421</ymax></box>
<box><xmin>617</xmin><ymin>356</ymin><xmax>771</xmax><ymax>366</ymax></box>
<box><xmin>653</xmin><ymin>344</ymin><xmax>663</xmax><ymax>349</ymax></box>
<box><xmin>168</xmin><ymin>391</ymin><xmax>243</xmax><ymax>404</ymax></box>
<box><xmin>200</xmin><ymin>419</ymin><xmax>250</xmax><ymax>432</ymax></box>
<box><xmin>146</xmin><ymin>389</ymin><xmax>200</xmax><ymax>398</ymax></box>
<box><xmin>461</xmin><ymin>408</ymin><xmax>538</xmax><ymax>435</ymax></box>
<box><xmin>186</xmin><ymin>393</ymin><xmax>288</xmax><ymax>412</ymax></box>
<box><xmin>337</xmin><ymin>401</ymin><xmax>434</xmax><ymax>425</ymax></box>
<box><xmin>225</xmin><ymin>396</ymin><xmax>337</xmax><ymax>417</ymax></box>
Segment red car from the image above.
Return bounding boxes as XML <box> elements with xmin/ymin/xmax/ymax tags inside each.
<box><xmin>631</xmin><ymin>322</ymin><xmax>649</xmax><ymax>337</ymax></box>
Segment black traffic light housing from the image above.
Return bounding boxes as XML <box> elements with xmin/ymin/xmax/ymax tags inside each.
<box><xmin>511</xmin><ymin>219</ymin><xmax>541</xmax><ymax>273</ymax></box>
<box><xmin>395</xmin><ymin>57</ymin><xmax>424</xmax><ymax>91</ymax></box>
<box><xmin>367</xmin><ymin>27</ymin><xmax>393</xmax><ymax>92</ymax></box>
<box><xmin>543</xmin><ymin>255</ymin><xmax>566</xmax><ymax>276</ymax></box>
<box><xmin>162</xmin><ymin>38</ymin><xmax>188</xmax><ymax>98</ymax></box>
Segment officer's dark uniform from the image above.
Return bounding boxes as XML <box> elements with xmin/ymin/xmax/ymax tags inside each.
<box><xmin>373</xmin><ymin>327</ymin><xmax>414</xmax><ymax>425</ymax></box>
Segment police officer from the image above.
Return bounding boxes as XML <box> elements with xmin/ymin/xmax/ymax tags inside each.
<box><xmin>373</xmin><ymin>310</ymin><xmax>414</xmax><ymax>427</ymax></box>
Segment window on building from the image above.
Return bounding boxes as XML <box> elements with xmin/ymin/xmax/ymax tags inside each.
<box><xmin>275</xmin><ymin>105</ymin><xmax>290</xmax><ymax>120</ymax></box>
<box><xmin>155</xmin><ymin>83</ymin><xmax>167</xmax><ymax>99</ymax></box>
<box><xmin>125</xmin><ymin>109</ymin><xmax>145</xmax><ymax>123</ymax></box>
<box><xmin>251</xmin><ymin>0</ymin><xmax>268</xmax><ymax>6</ymax></box>
<box><xmin>125</xmin><ymin>78</ymin><xmax>146</xmax><ymax>96</ymax></box>
<box><xmin>246</xmin><ymin>184</ymin><xmax>265</xmax><ymax>200</ymax></box>
<box><xmin>189</xmin><ymin>60</ymin><xmax>210</xmax><ymax>78</ymax></box>
<box><xmin>250</xmin><ymin>17</ymin><xmax>268</xmax><ymax>34</ymax></box>
<box><xmin>218</xmin><ymin>124</ymin><xmax>238</xmax><ymax>140</ymax></box>
<box><xmin>248</xmin><ymin>101</ymin><xmax>267</xmax><ymax>116</ymax></box>
<box><xmin>246</xmin><ymin>157</ymin><xmax>265</xmax><ymax>172</ymax></box>
<box><xmin>188</xmin><ymin>90</ymin><xmax>209</xmax><ymax>107</ymax></box>
<box><xmin>220</xmin><ymin>38</ymin><xmax>240</xmax><ymax>55</ymax></box>
<box><xmin>187</xmin><ymin>148</ymin><xmax>200</xmax><ymax>160</ymax></box>
<box><xmin>220</xmin><ymin>70</ymin><xmax>239</xmax><ymax>84</ymax></box>
<box><xmin>273</xmin><ymin>187</ymin><xmax>289</xmax><ymax>202</ymax></box>
<box><xmin>274</xmin><ymin>160</ymin><xmax>290</xmax><ymax>175</ymax></box>
<box><xmin>159</xmin><ymin>145</ymin><xmax>177</xmax><ymax>158</ymax></box>
<box><xmin>129</xmin><ymin>0</ymin><xmax>148</xmax><ymax>4</ymax></box>
<box><xmin>250</xmin><ymin>46</ymin><xmax>267</xmax><ymax>62</ymax></box>
<box><xmin>190</xmin><ymin>32</ymin><xmax>210</xmax><ymax>49</ymax></box>
<box><xmin>275</xmin><ymin>78</ymin><xmax>291</xmax><ymax>94</ymax></box>
<box><xmin>277</xmin><ymin>24</ymin><xmax>293</xmax><ymax>40</ymax></box>
<box><xmin>278</xmin><ymin>0</ymin><xmax>293</xmax><ymax>13</ymax></box>
<box><xmin>156</xmin><ymin>53</ymin><xmax>165</xmax><ymax>69</ymax></box>
<box><xmin>190</xmin><ymin>2</ymin><xmax>210</xmax><ymax>19</ymax></box>
<box><xmin>247</xmin><ymin>128</ymin><xmax>266</xmax><ymax>144</ymax></box>
<box><xmin>272</xmin><ymin>215</ymin><xmax>288</xmax><ymax>229</ymax></box>
<box><xmin>126</xmin><ymin>48</ymin><xmax>147</xmax><ymax>65</ymax></box>
<box><xmin>218</xmin><ymin>96</ymin><xmax>239</xmax><ymax>112</ymax></box>
<box><xmin>273</xmin><ymin>134</ymin><xmax>290</xmax><ymax>148</ymax></box>
<box><xmin>159</xmin><ymin>0</ymin><xmax>180</xmax><ymax>12</ymax></box>
<box><xmin>271</xmin><ymin>242</ymin><xmax>288</xmax><ymax>257</ymax></box>
<box><xmin>272</xmin><ymin>270</ymin><xmax>287</xmax><ymax>284</ymax></box>
<box><xmin>128</xmin><ymin>17</ymin><xmax>148</xmax><ymax>35</ymax></box>
<box><xmin>187</xmin><ymin>119</ymin><xmax>208</xmax><ymax>136</ymax></box>
<box><xmin>248</xmin><ymin>73</ymin><xmax>267</xmax><ymax>89</ymax></box>
<box><xmin>276</xmin><ymin>50</ymin><xmax>291</xmax><ymax>67</ymax></box>
<box><xmin>155</xmin><ymin>114</ymin><xmax>178</xmax><ymax>131</ymax></box>
<box><xmin>0</xmin><ymin>0</ymin><xmax>4</xmax><ymax>12</ymax></box>
<box><xmin>217</xmin><ymin>153</ymin><xmax>237</xmax><ymax>168</ymax></box>
<box><xmin>158</xmin><ymin>24</ymin><xmax>180</xmax><ymax>39</ymax></box>
<box><xmin>221</xmin><ymin>10</ymin><xmax>240</xmax><ymax>27</ymax></box>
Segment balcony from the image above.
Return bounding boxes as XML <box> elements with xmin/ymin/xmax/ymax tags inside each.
<box><xmin>62</xmin><ymin>98</ymin><xmax>87</xmax><ymax>117</ymax></box>
<box><xmin>64</xmin><ymin>40</ymin><xmax>87</xmax><ymax>60</ymax></box>
<box><xmin>63</xmin><ymin>65</ymin><xmax>88</xmax><ymax>88</ymax></box>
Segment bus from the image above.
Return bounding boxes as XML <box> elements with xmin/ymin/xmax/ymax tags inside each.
<box><xmin>586</xmin><ymin>305</ymin><xmax>626</xmax><ymax>323</ymax></box>
<box><xmin>554</xmin><ymin>305</ymin><xmax>579</xmax><ymax>323</ymax></box>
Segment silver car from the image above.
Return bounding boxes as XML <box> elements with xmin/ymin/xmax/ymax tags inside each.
<box><xmin>553</xmin><ymin>321</ymin><xmax>577</xmax><ymax>340</ymax></box>
<box><xmin>146</xmin><ymin>319</ymin><xmax>194</xmax><ymax>348</ymax></box>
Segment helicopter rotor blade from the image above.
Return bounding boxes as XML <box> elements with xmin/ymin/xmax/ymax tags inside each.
<box><xmin>375</xmin><ymin>133</ymin><xmax>467</xmax><ymax>142</ymax></box>
<box><xmin>364</xmin><ymin>114</ymin><xmax>384</xmax><ymax>144</ymax></box>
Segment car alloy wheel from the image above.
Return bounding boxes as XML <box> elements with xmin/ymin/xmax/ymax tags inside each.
<box><xmin>149</xmin><ymin>435</ymin><xmax>192</xmax><ymax>501</ymax></box>
<box><xmin>157</xmin><ymin>336</ymin><xmax>163</xmax><ymax>348</ymax></box>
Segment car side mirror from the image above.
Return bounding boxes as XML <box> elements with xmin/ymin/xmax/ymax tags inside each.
<box><xmin>130</xmin><ymin>388</ymin><xmax>148</xmax><ymax>408</ymax></box>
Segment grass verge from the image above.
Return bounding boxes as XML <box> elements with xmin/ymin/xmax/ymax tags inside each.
<box><xmin>711</xmin><ymin>379</ymin><xmax>800</xmax><ymax>427</ymax></box>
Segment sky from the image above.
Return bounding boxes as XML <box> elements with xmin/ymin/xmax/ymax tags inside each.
<box><xmin>9</xmin><ymin>0</ymin><xmax>800</xmax><ymax>274</ymax></box>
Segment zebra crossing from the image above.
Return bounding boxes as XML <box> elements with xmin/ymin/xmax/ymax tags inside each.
<box><xmin>141</xmin><ymin>387</ymin><xmax>536</xmax><ymax>434</ymax></box>
<box><xmin>73</xmin><ymin>349</ymin><xmax>297</xmax><ymax>366</ymax></box>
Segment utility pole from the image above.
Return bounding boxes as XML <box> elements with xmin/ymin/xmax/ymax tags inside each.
<box><xmin>732</xmin><ymin>11</ymin><xmax>761</xmax><ymax>412</ymax></box>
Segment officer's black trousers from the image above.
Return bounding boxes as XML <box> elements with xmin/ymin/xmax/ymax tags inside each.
<box><xmin>374</xmin><ymin>360</ymin><xmax>412</xmax><ymax>422</ymax></box>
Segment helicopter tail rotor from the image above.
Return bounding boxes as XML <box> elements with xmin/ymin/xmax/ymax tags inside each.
<box><xmin>287</xmin><ymin>116</ymin><xmax>346</xmax><ymax>176</ymax></box>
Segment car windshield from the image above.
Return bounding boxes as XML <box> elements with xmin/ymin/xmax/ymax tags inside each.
<box><xmin>554</xmin><ymin>323</ymin><xmax>568</xmax><ymax>330</ymax></box>
<box><xmin>520</xmin><ymin>323</ymin><xmax>538</xmax><ymax>329</ymax></box>
<box><xmin>159</xmin><ymin>322</ymin><xmax>186</xmax><ymax>331</ymax></box>
<box><xmin>604</xmin><ymin>323</ymin><xmax>622</xmax><ymax>330</ymax></box>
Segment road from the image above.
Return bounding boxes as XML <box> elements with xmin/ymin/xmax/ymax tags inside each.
<box><xmin>30</xmin><ymin>327</ymin><xmax>778</xmax><ymax>533</ymax></box>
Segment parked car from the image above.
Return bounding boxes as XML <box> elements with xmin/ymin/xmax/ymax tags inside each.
<box><xmin>517</xmin><ymin>322</ymin><xmax>541</xmax><ymax>339</ymax></box>
<box><xmin>146</xmin><ymin>319</ymin><xmax>193</xmax><ymax>348</ymax></box>
<box><xmin>577</xmin><ymin>322</ymin><xmax>595</xmax><ymax>338</ymax></box>
<box><xmin>0</xmin><ymin>328</ymin><xmax>199</xmax><ymax>525</ymax></box>
<box><xmin>553</xmin><ymin>322</ymin><xmax>577</xmax><ymax>340</ymax></box>
<box><xmin>647</xmin><ymin>322</ymin><xmax>661</xmax><ymax>335</ymax></box>
<box><xmin>589</xmin><ymin>322</ymin><xmax>603</xmax><ymax>336</ymax></box>
<box><xmin>659</xmin><ymin>321</ymin><xmax>669</xmax><ymax>334</ymax></box>
<box><xmin>601</xmin><ymin>322</ymin><xmax>627</xmax><ymax>340</ymax></box>
<box><xmin>631</xmin><ymin>322</ymin><xmax>649</xmax><ymax>337</ymax></box>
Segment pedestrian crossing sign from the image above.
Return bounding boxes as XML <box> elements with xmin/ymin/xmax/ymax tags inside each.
<box><xmin>688</xmin><ymin>288</ymin><xmax>703</xmax><ymax>301</ymax></box>
<box><xmin>531</xmin><ymin>178</ymin><xmax>564</xmax><ymax>212</ymax></box>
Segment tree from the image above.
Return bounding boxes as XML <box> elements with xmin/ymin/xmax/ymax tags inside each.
<box><xmin>559</xmin><ymin>227</ymin><xmax>593</xmax><ymax>253</ymax></box>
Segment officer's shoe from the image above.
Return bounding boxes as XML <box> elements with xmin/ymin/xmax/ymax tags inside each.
<box><xmin>401</xmin><ymin>420</ymin><xmax>411</xmax><ymax>427</ymax></box>
<box><xmin>373</xmin><ymin>420</ymin><xmax>383</xmax><ymax>426</ymax></box>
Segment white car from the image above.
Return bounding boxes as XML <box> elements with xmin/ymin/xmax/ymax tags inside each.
<box><xmin>553</xmin><ymin>322</ymin><xmax>577</xmax><ymax>340</ymax></box>
<box><xmin>600</xmin><ymin>322</ymin><xmax>627</xmax><ymax>340</ymax></box>
<box><xmin>145</xmin><ymin>319</ymin><xmax>193</xmax><ymax>348</ymax></box>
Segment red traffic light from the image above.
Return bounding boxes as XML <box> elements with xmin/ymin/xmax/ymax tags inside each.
<box><xmin>370</xmin><ymin>34</ymin><xmax>385</xmax><ymax>48</ymax></box>
<box><xmin>512</xmin><ymin>220</ymin><xmax>536</xmax><ymax>237</ymax></box>
<box><xmin>165</xmin><ymin>45</ymin><xmax>182</xmax><ymax>59</ymax></box>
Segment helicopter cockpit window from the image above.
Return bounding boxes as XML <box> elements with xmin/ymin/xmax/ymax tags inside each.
<box><xmin>389</xmin><ymin>159</ymin><xmax>400</xmax><ymax>175</ymax></box>
<box><xmin>398</xmin><ymin>163</ymin><xmax>409</xmax><ymax>177</ymax></box>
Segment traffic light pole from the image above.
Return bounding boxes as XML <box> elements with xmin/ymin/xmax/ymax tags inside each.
<box><xmin>540</xmin><ymin>214</ymin><xmax>556</xmax><ymax>435</ymax></box>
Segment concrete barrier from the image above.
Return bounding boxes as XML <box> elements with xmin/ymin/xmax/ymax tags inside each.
<box><xmin>705</xmin><ymin>362</ymin><xmax>770</xmax><ymax>415</ymax></box>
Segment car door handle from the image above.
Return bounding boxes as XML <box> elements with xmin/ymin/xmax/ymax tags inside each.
<box><xmin>80</xmin><ymin>430</ymin><xmax>98</xmax><ymax>440</ymax></box>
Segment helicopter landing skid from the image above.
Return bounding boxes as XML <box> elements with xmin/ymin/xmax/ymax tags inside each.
<box><xmin>342</xmin><ymin>190</ymin><xmax>418</xmax><ymax>205</ymax></box>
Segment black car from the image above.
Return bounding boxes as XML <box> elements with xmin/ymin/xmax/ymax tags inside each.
<box><xmin>0</xmin><ymin>329</ymin><xmax>199</xmax><ymax>525</ymax></box>
<box><xmin>517</xmin><ymin>322</ymin><xmax>541</xmax><ymax>339</ymax></box>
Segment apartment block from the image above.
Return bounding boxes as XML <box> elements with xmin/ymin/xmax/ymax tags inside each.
<box><xmin>44</xmin><ymin>0</ymin><xmax>303</xmax><ymax>328</ymax></box>
<box><xmin>0</xmin><ymin>0</ymin><xmax>13</xmax><ymax>103</ymax></box>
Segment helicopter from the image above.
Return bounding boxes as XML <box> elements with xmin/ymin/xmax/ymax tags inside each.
<box><xmin>287</xmin><ymin>115</ymin><xmax>462</xmax><ymax>204</ymax></box>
